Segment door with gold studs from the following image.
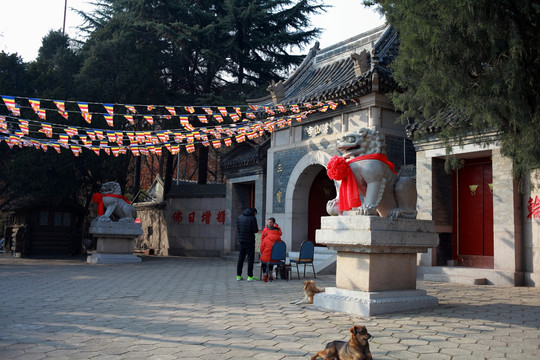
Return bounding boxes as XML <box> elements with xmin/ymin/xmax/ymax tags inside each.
<box><xmin>453</xmin><ymin>158</ymin><xmax>494</xmax><ymax>268</ymax></box>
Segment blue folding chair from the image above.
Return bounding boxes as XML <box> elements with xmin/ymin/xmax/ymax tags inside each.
<box><xmin>289</xmin><ymin>240</ymin><xmax>316</xmax><ymax>279</ymax></box>
<box><xmin>259</xmin><ymin>241</ymin><xmax>287</xmax><ymax>281</ymax></box>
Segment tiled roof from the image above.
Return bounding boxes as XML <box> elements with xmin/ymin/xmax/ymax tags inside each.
<box><xmin>248</xmin><ymin>25</ymin><xmax>399</xmax><ymax>106</ymax></box>
<box><xmin>406</xmin><ymin>108</ymin><xmax>470</xmax><ymax>139</ymax></box>
<box><xmin>220</xmin><ymin>138</ymin><xmax>270</xmax><ymax>170</ymax></box>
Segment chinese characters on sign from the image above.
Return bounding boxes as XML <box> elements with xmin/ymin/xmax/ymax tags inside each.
<box><xmin>201</xmin><ymin>211</ymin><xmax>211</xmax><ymax>224</ymax></box>
<box><xmin>217</xmin><ymin>210</ymin><xmax>225</xmax><ymax>224</ymax></box>
<box><xmin>306</xmin><ymin>123</ymin><xmax>330</xmax><ymax>137</ymax></box>
<box><xmin>172</xmin><ymin>210</ymin><xmax>226</xmax><ymax>224</ymax></box>
<box><xmin>527</xmin><ymin>196</ymin><xmax>540</xmax><ymax>220</ymax></box>
<box><xmin>172</xmin><ymin>211</ymin><xmax>183</xmax><ymax>224</ymax></box>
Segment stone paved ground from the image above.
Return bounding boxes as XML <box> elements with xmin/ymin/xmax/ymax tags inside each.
<box><xmin>0</xmin><ymin>255</ymin><xmax>539</xmax><ymax>359</ymax></box>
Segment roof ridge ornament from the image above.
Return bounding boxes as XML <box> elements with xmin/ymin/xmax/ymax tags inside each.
<box><xmin>370</xmin><ymin>41</ymin><xmax>380</xmax><ymax>93</ymax></box>
<box><xmin>350</xmin><ymin>49</ymin><xmax>369</xmax><ymax>76</ymax></box>
<box><xmin>370</xmin><ymin>41</ymin><xmax>379</xmax><ymax>70</ymax></box>
<box><xmin>267</xmin><ymin>80</ymin><xmax>285</xmax><ymax>104</ymax></box>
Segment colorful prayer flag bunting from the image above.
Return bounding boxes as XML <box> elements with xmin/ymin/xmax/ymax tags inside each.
<box><xmin>37</xmin><ymin>109</ymin><xmax>46</xmax><ymax>120</ymax></box>
<box><xmin>180</xmin><ymin>116</ymin><xmax>195</xmax><ymax>131</ymax></box>
<box><xmin>70</xmin><ymin>145</ymin><xmax>82</xmax><ymax>157</ymax></box>
<box><xmin>166</xmin><ymin>106</ymin><xmax>176</xmax><ymax>116</ymax></box>
<box><xmin>83</xmin><ymin>112</ymin><xmax>92</xmax><ymax>124</ymax></box>
<box><xmin>217</xmin><ymin>107</ymin><xmax>228</xmax><ymax>117</ymax></box>
<box><xmin>104</xmin><ymin>104</ymin><xmax>114</xmax><ymax>116</ymax></box>
<box><xmin>54</xmin><ymin>100</ymin><xmax>65</xmax><ymax>112</ymax></box>
<box><xmin>28</xmin><ymin>98</ymin><xmax>40</xmax><ymax>113</ymax></box>
<box><xmin>104</xmin><ymin>114</ymin><xmax>114</xmax><ymax>127</ymax></box>
<box><xmin>2</xmin><ymin>96</ymin><xmax>20</xmax><ymax>116</ymax></box>
<box><xmin>78</xmin><ymin>102</ymin><xmax>89</xmax><ymax>113</ymax></box>
<box><xmin>18</xmin><ymin>120</ymin><xmax>29</xmax><ymax>135</ymax></box>
<box><xmin>144</xmin><ymin>115</ymin><xmax>154</xmax><ymax>125</ymax></box>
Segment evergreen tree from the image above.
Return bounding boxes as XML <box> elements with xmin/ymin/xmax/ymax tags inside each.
<box><xmin>28</xmin><ymin>31</ymin><xmax>82</xmax><ymax>99</ymax></box>
<box><xmin>76</xmin><ymin>0</ymin><xmax>325</xmax><ymax>188</ymax></box>
<box><xmin>222</xmin><ymin>0</ymin><xmax>324</xmax><ymax>88</ymax></box>
<box><xmin>79</xmin><ymin>0</ymin><xmax>325</xmax><ymax>100</ymax></box>
<box><xmin>0</xmin><ymin>52</ymin><xmax>32</xmax><ymax>96</ymax></box>
<box><xmin>366</xmin><ymin>0</ymin><xmax>540</xmax><ymax>179</ymax></box>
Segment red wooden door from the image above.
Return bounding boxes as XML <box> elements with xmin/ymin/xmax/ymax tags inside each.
<box><xmin>308</xmin><ymin>169</ymin><xmax>336</xmax><ymax>244</ymax></box>
<box><xmin>453</xmin><ymin>158</ymin><xmax>493</xmax><ymax>267</ymax></box>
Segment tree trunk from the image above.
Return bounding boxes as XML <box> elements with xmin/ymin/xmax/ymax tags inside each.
<box><xmin>164</xmin><ymin>151</ymin><xmax>174</xmax><ymax>196</ymax></box>
<box><xmin>198</xmin><ymin>146</ymin><xmax>208</xmax><ymax>185</ymax></box>
<box><xmin>133</xmin><ymin>156</ymin><xmax>141</xmax><ymax>196</ymax></box>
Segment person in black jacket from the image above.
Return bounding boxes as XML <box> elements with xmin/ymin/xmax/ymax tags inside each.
<box><xmin>236</xmin><ymin>208</ymin><xmax>259</xmax><ymax>281</ymax></box>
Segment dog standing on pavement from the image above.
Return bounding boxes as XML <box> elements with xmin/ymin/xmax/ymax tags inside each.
<box><xmin>291</xmin><ymin>280</ymin><xmax>324</xmax><ymax>304</ymax></box>
<box><xmin>311</xmin><ymin>325</ymin><xmax>372</xmax><ymax>360</ymax></box>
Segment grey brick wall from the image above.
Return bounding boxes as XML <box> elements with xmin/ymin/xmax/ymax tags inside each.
<box><xmin>272</xmin><ymin>147</ymin><xmax>309</xmax><ymax>213</ymax></box>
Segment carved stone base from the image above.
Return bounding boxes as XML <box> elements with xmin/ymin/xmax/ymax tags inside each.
<box><xmin>316</xmin><ymin>216</ymin><xmax>439</xmax><ymax>292</ymax></box>
<box><xmin>314</xmin><ymin>287</ymin><xmax>438</xmax><ymax>316</ymax></box>
<box><xmin>314</xmin><ymin>216</ymin><xmax>440</xmax><ymax>315</ymax></box>
<box><xmin>88</xmin><ymin>220</ymin><xmax>143</xmax><ymax>264</ymax></box>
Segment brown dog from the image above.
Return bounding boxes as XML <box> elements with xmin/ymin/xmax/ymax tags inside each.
<box><xmin>291</xmin><ymin>280</ymin><xmax>324</xmax><ymax>304</ymax></box>
<box><xmin>311</xmin><ymin>325</ymin><xmax>372</xmax><ymax>360</ymax></box>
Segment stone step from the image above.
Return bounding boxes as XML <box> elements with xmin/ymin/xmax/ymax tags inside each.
<box><xmin>422</xmin><ymin>274</ymin><xmax>487</xmax><ymax>285</ymax></box>
<box><xmin>416</xmin><ymin>266</ymin><xmax>520</xmax><ymax>286</ymax></box>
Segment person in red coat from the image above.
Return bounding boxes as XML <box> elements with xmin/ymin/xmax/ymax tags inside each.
<box><xmin>260</xmin><ymin>218</ymin><xmax>283</xmax><ymax>274</ymax></box>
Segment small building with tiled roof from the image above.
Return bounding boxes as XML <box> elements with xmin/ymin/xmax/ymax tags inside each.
<box><xmin>235</xmin><ymin>25</ymin><xmax>415</xmax><ymax>253</ymax></box>
<box><xmin>409</xmin><ymin>108</ymin><xmax>540</xmax><ymax>286</ymax></box>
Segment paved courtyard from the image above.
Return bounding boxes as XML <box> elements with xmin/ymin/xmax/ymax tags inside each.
<box><xmin>0</xmin><ymin>255</ymin><xmax>539</xmax><ymax>359</ymax></box>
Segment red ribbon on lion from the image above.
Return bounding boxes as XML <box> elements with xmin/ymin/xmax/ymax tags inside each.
<box><xmin>92</xmin><ymin>193</ymin><xmax>131</xmax><ymax>216</ymax></box>
<box><xmin>326</xmin><ymin>153</ymin><xmax>396</xmax><ymax>211</ymax></box>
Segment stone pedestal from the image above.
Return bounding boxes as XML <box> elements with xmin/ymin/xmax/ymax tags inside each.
<box><xmin>314</xmin><ymin>216</ymin><xmax>439</xmax><ymax>316</ymax></box>
<box><xmin>87</xmin><ymin>221</ymin><xmax>143</xmax><ymax>264</ymax></box>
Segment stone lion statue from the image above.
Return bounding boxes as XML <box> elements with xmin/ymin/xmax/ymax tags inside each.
<box><xmin>326</xmin><ymin>128</ymin><xmax>417</xmax><ymax>219</ymax></box>
<box><xmin>92</xmin><ymin>182</ymin><xmax>137</xmax><ymax>222</ymax></box>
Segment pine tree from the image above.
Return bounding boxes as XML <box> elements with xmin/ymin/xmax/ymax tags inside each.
<box><xmin>366</xmin><ymin>0</ymin><xmax>540</xmax><ymax>180</ymax></box>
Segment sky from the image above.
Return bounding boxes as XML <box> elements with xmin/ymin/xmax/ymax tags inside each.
<box><xmin>0</xmin><ymin>0</ymin><xmax>386</xmax><ymax>62</ymax></box>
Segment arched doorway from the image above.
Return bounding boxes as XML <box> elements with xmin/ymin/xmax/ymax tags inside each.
<box><xmin>285</xmin><ymin>151</ymin><xmax>332</xmax><ymax>251</ymax></box>
<box><xmin>308</xmin><ymin>168</ymin><xmax>336</xmax><ymax>245</ymax></box>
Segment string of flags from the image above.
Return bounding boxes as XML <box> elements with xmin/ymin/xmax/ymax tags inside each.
<box><xmin>0</xmin><ymin>94</ymin><xmax>352</xmax><ymax>157</ymax></box>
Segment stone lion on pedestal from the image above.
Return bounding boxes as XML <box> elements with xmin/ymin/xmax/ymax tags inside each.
<box><xmin>326</xmin><ymin>128</ymin><xmax>417</xmax><ymax>219</ymax></box>
<box><xmin>92</xmin><ymin>182</ymin><xmax>137</xmax><ymax>222</ymax></box>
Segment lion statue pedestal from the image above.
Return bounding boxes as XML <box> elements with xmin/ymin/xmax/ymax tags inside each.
<box><xmin>87</xmin><ymin>182</ymin><xmax>143</xmax><ymax>264</ymax></box>
<box><xmin>313</xmin><ymin>216</ymin><xmax>439</xmax><ymax>316</ymax></box>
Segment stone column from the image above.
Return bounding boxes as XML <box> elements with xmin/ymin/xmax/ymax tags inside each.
<box><xmin>492</xmin><ymin>148</ymin><xmax>522</xmax><ymax>284</ymax></box>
